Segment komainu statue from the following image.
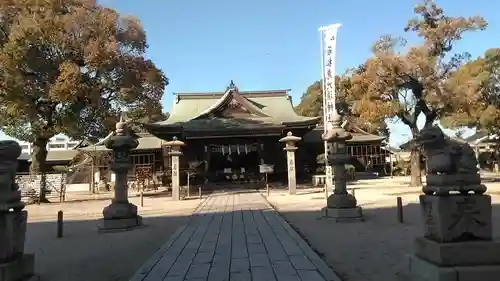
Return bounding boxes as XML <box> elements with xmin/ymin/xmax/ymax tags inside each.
<box><xmin>411</xmin><ymin>125</ymin><xmax>486</xmax><ymax>196</ymax></box>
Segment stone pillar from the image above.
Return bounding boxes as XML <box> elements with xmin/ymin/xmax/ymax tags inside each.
<box><xmin>0</xmin><ymin>141</ymin><xmax>35</xmax><ymax>281</ymax></box>
<box><xmin>99</xmin><ymin>117</ymin><xmax>141</xmax><ymax>232</ymax></box>
<box><xmin>322</xmin><ymin>119</ymin><xmax>363</xmax><ymax>221</ymax></box>
<box><xmin>406</xmin><ymin>126</ymin><xmax>500</xmax><ymax>281</ymax></box>
<box><xmin>165</xmin><ymin>137</ymin><xmax>185</xmax><ymax>201</ymax></box>
<box><xmin>279</xmin><ymin>132</ymin><xmax>301</xmax><ymax>195</ymax></box>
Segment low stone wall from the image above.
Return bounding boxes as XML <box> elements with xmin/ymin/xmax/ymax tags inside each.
<box><xmin>16</xmin><ymin>173</ymin><xmax>65</xmax><ymax>194</ymax></box>
<box><xmin>65</xmin><ymin>183</ymin><xmax>90</xmax><ymax>192</ymax></box>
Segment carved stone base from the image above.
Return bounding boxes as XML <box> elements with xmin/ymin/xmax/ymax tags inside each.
<box><xmin>419</xmin><ymin>195</ymin><xmax>492</xmax><ymax>242</ymax></box>
<box><xmin>98</xmin><ymin>216</ymin><xmax>142</xmax><ymax>233</ymax></box>
<box><xmin>424</xmin><ymin>174</ymin><xmax>486</xmax><ymax>195</ymax></box>
<box><xmin>102</xmin><ymin>202</ymin><xmax>138</xmax><ymax>220</ymax></box>
<box><xmin>0</xmin><ymin>211</ymin><xmax>27</xmax><ymax>263</ymax></box>
<box><xmin>321</xmin><ymin>206</ymin><xmax>364</xmax><ymax>222</ymax></box>
<box><xmin>407</xmin><ymin>254</ymin><xmax>500</xmax><ymax>281</ymax></box>
<box><xmin>326</xmin><ymin>193</ymin><xmax>357</xmax><ymax>209</ymax></box>
<box><xmin>414</xmin><ymin>237</ymin><xmax>500</xmax><ymax>266</ymax></box>
<box><xmin>0</xmin><ymin>254</ymin><xmax>34</xmax><ymax>281</ymax></box>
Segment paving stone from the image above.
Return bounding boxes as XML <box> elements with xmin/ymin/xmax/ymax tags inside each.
<box><xmin>165</xmin><ymin>250</ymin><xmax>196</xmax><ymax>277</ymax></box>
<box><xmin>142</xmin><ymin>224</ymin><xmax>197</xmax><ymax>281</ymax></box>
<box><xmin>297</xmin><ymin>270</ymin><xmax>327</xmax><ymax>281</ymax></box>
<box><xmin>208</xmin><ymin>266</ymin><xmax>229</xmax><ymax>281</ymax></box>
<box><xmin>129</xmin><ymin>192</ymin><xmax>340</xmax><ymax>281</ymax></box>
<box><xmin>251</xmin><ymin>266</ymin><xmax>277</xmax><ymax>281</ymax></box>
<box><xmin>230</xmin><ymin>271</ymin><xmax>252</xmax><ymax>281</ymax></box>
<box><xmin>248</xmin><ymin>243</ymin><xmax>266</xmax><ymax>254</ymax></box>
<box><xmin>272</xmin><ymin>260</ymin><xmax>297</xmax><ymax>276</ymax></box>
<box><xmin>250</xmin><ymin>253</ymin><xmax>271</xmax><ymax>267</ymax></box>
<box><xmin>185</xmin><ymin>263</ymin><xmax>211</xmax><ymax>279</ymax></box>
<box><xmin>231</xmin><ymin>258</ymin><xmax>250</xmax><ymax>273</ymax></box>
<box><xmin>212</xmin><ymin>253</ymin><xmax>230</xmax><ymax>268</ymax></box>
<box><xmin>276</xmin><ymin>274</ymin><xmax>301</xmax><ymax>281</ymax></box>
<box><xmin>193</xmin><ymin>251</ymin><xmax>214</xmax><ymax>264</ymax></box>
<box><xmin>162</xmin><ymin>276</ymin><xmax>183</xmax><ymax>281</ymax></box>
<box><xmin>290</xmin><ymin>255</ymin><xmax>316</xmax><ymax>270</ymax></box>
<box><xmin>198</xmin><ymin>241</ymin><xmax>217</xmax><ymax>253</ymax></box>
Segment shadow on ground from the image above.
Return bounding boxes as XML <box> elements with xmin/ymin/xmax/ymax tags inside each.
<box><xmin>24</xmin><ymin>187</ymin><xmax>500</xmax><ymax>281</ymax></box>
<box><xmin>270</xmin><ymin>195</ymin><xmax>500</xmax><ymax>281</ymax></box>
<box><xmin>25</xmin><ymin>213</ymin><xmax>193</xmax><ymax>281</ymax></box>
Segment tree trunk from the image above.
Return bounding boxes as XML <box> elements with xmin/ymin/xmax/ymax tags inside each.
<box><xmin>409</xmin><ymin>148</ymin><xmax>422</xmax><ymax>186</ymax></box>
<box><xmin>30</xmin><ymin>137</ymin><xmax>50</xmax><ymax>204</ymax></box>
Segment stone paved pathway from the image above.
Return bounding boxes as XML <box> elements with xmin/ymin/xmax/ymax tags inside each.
<box><xmin>129</xmin><ymin>191</ymin><xmax>342</xmax><ymax>281</ymax></box>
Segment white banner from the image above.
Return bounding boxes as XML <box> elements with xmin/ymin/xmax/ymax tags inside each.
<box><xmin>319</xmin><ymin>23</ymin><xmax>341</xmax><ymax>192</ymax></box>
<box><xmin>319</xmin><ymin>23</ymin><xmax>341</xmax><ymax>127</ymax></box>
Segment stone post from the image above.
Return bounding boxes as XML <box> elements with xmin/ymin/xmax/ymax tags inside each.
<box><xmin>406</xmin><ymin>126</ymin><xmax>500</xmax><ymax>281</ymax></box>
<box><xmin>322</xmin><ymin>119</ymin><xmax>363</xmax><ymax>221</ymax></box>
<box><xmin>165</xmin><ymin>137</ymin><xmax>185</xmax><ymax>201</ymax></box>
<box><xmin>279</xmin><ymin>132</ymin><xmax>301</xmax><ymax>195</ymax></box>
<box><xmin>0</xmin><ymin>141</ymin><xmax>35</xmax><ymax>281</ymax></box>
<box><xmin>99</xmin><ymin>117</ymin><xmax>141</xmax><ymax>232</ymax></box>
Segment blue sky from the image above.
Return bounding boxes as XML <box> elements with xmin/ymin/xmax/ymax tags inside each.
<box><xmin>1</xmin><ymin>0</ymin><xmax>498</xmax><ymax>146</ymax></box>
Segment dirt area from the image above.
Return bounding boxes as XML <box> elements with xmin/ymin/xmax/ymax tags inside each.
<box><xmin>265</xmin><ymin>177</ymin><xmax>500</xmax><ymax>281</ymax></box>
<box><xmin>24</xmin><ymin>194</ymin><xmax>201</xmax><ymax>281</ymax></box>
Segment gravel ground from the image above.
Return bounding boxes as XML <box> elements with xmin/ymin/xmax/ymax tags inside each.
<box><xmin>265</xmin><ymin>178</ymin><xmax>500</xmax><ymax>281</ymax></box>
<box><xmin>24</xmin><ymin>195</ymin><xmax>201</xmax><ymax>281</ymax></box>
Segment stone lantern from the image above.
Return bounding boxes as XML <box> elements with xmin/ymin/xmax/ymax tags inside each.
<box><xmin>322</xmin><ymin>118</ymin><xmax>363</xmax><ymax>221</ymax></box>
<box><xmin>99</xmin><ymin>116</ymin><xmax>141</xmax><ymax>232</ymax></box>
<box><xmin>165</xmin><ymin>136</ymin><xmax>185</xmax><ymax>201</ymax></box>
<box><xmin>0</xmin><ymin>141</ymin><xmax>35</xmax><ymax>280</ymax></box>
<box><xmin>279</xmin><ymin>132</ymin><xmax>301</xmax><ymax>195</ymax></box>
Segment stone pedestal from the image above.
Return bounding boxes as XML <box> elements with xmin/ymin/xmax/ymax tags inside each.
<box><xmin>322</xmin><ymin>120</ymin><xmax>363</xmax><ymax>221</ymax></box>
<box><xmin>279</xmin><ymin>132</ymin><xmax>301</xmax><ymax>195</ymax></box>
<box><xmin>407</xmin><ymin>195</ymin><xmax>500</xmax><ymax>281</ymax></box>
<box><xmin>0</xmin><ymin>141</ymin><xmax>35</xmax><ymax>281</ymax></box>
<box><xmin>165</xmin><ymin>137</ymin><xmax>185</xmax><ymax>201</ymax></box>
<box><xmin>99</xmin><ymin>117</ymin><xmax>142</xmax><ymax>232</ymax></box>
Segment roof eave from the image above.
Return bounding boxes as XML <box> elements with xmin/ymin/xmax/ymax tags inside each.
<box><xmin>281</xmin><ymin>117</ymin><xmax>321</xmax><ymax>126</ymax></box>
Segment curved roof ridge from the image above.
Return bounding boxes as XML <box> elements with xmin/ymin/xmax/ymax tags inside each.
<box><xmin>192</xmin><ymin>88</ymin><xmax>269</xmax><ymax>119</ymax></box>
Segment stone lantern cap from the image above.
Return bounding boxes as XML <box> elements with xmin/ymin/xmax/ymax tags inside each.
<box><xmin>279</xmin><ymin>131</ymin><xmax>301</xmax><ymax>144</ymax></box>
<box><xmin>165</xmin><ymin>136</ymin><xmax>185</xmax><ymax>148</ymax></box>
<box><xmin>0</xmin><ymin>140</ymin><xmax>22</xmax><ymax>163</ymax></box>
<box><xmin>322</xmin><ymin>126</ymin><xmax>352</xmax><ymax>142</ymax></box>
<box><xmin>165</xmin><ymin>136</ymin><xmax>185</xmax><ymax>155</ymax></box>
<box><xmin>105</xmin><ymin>116</ymin><xmax>139</xmax><ymax>150</ymax></box>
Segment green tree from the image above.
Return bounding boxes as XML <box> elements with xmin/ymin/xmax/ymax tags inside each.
<box><xmin>0</xmin><ymin>0</ymin><xmax>167</xmax><ymax>202</ymax></box>
<box><xmin>347</xmin><ymin>0</ymin><xmax>486</xmax><ymax>186</ymax></box>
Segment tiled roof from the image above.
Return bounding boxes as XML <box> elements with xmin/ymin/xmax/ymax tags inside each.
<box><xmin>150</xmin><ymin>88</ymin><xmax>319</xmax><ymax>129</ymax></box>
<box><xmin>18</xmin><ymin>150</ymin><xmax>80</xmax><ymax>162</ymax></box>
<box><xmin>79</xmin><ymin>132</ymin><xmax>164</xmax><ymax>152</ymax></box>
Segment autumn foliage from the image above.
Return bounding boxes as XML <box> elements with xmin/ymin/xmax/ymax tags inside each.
<box><xmin>441</xmin><ymin>48</ymin><xmax>500</xmax><ymax>132</ymax></box>
<box><xmin>0</xmin><ymin>0</ymin><xmax>167</xmax><ymax>200</ymax></box>
<box><xmin>297</xmin><ymin>0</ymin><xmax>487</xmax><ymax>186</ymax></box>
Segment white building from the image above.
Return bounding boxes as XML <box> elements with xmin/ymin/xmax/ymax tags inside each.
<box><xmin>17</xmin><ymin>135</ymin><xmax>80</xmax><ymax>155</ymax></box>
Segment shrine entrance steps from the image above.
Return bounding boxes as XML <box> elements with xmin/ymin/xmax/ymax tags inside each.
<box><xmin>129</xmin><ymin>190</ymin><xmax>342</xmax><ymax>281</ymax></box>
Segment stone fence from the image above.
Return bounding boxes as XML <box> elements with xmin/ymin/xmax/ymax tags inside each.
<box><xmin>16</xmin><ymin>173</ymin><xmax>66</xmax><ymax>197</ymax></box>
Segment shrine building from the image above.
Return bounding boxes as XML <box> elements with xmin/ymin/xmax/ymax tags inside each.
<box><xmin>18</xmin><ymin>82</ymin><xmax>389</xmax><ymax>189</ymax></box>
